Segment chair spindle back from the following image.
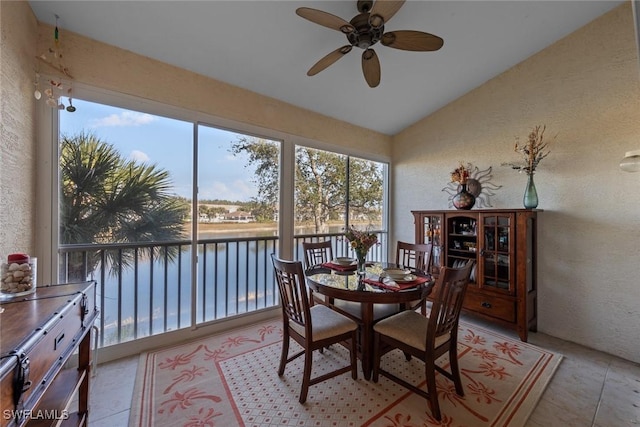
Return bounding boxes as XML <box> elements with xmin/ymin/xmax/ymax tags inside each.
<box><xmin>396</xmin><ymin>241</ymin><xmax>433</xmax><ymax>273</ymax></box>
<box><xmin>272</xmin><ymin>255</ymin><xmax>310</xmax><ymax>329</ymax></box>
<box><xmin>302</xmin><ymin>240</ymin><xmax>334</xmax><ymax>270</ymax></box>
<box><xmin>428</xmin><ymin>261</ymin><xmax>473</xmax><ymax>344</ymax></box>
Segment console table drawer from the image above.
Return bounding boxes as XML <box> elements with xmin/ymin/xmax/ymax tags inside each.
<box><xmin>0</xmin><ymin>282</ymin><xmax>97</xmax><ymax>427</ymax></box>
<box><xmin>26</xmin><ymin>294</ymin><xmax>87</xmax><ymax>409</ymax></box>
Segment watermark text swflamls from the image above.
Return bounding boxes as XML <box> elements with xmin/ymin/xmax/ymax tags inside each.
<box><xmin>3</xmin><ymin>409</ymin><xmax>69</xmax><ymax>421</ymax></box>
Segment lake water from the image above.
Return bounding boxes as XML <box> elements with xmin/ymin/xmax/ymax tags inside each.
<box><xmin>98</xmin><ymin>225</ymin><xmax>378</xmax><ymax>346</ymax></box>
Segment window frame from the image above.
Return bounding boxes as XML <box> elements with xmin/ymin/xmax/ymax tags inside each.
<box><xmin>36</xmin><ymin>80</ymin><xmax>390</xmax><ymax>322</ymax></box>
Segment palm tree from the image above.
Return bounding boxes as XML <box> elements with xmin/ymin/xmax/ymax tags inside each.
<box><xmin>60</xmin><ymin>131</ymin><xmax>189</xmax><ymax>280</ymax></box>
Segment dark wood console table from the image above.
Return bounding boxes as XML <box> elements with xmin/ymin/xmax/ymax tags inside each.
<box><xmin>0</xmin><ymin>282</ymin><xmax>98</xmax><ymax>427</ymax></box>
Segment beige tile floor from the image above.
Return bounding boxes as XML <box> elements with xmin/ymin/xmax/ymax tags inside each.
<box><xmin>88</xmin><ymin>314</ymin><xmax>640</xmax><ymax>427</ymax></box>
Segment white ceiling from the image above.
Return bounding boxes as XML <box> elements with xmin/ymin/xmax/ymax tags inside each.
<box><xmin>28</xmin><ymin>1</ymin><xmax>623</xmax><ymax>135</ymax></box>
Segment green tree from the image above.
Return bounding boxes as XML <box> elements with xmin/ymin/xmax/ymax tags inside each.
<box><xmin>230</xmin><ymin>137</ymin><xmax>383</xmax><ymax>233</ymax></box>
<box><xmin>60</xmin><ymin>131</ymin><xmax>189</xmax><ymax>279</ymax></box>
<box><xmin>295</xmin><ymin>148</ymin><xmax>346</xmax><ymax>232</ymax></box>
<box><xmin>348</xmin><ymin>157</ymin><xmax>384</xmax><ymax>222</ymax></box>
<box><xmin>230</xmin><ymin>137</ymin><xmax>279</xmax><ymax>222</ymax></box>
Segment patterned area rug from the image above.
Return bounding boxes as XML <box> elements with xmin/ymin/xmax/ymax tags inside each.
<box><xmin>130</xmin><ymin>318</ymin><xmax>562</xmax><ymax>427</ymax></box>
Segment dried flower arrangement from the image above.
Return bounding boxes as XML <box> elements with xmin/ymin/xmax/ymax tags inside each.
<box><xmin>344</xmin><ymin>226</ymin><xmax>378</xmax><ymax>256</ymax></box>
<box><xmin>503</xmin><ymin>125</ymin><xmax>552</xmax><ymax>175</ymax></box>
<box><xmin>450</xmin><ymin>162</ymin><xmax>472</xmax><ymax>184</ymax></box>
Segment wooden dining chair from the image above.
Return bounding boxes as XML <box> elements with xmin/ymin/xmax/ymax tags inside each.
<box><xmin>302</xmin><ymin>240</ymin><xmax>334</xmax><ymax>305</ymax></box>
<box><xmin>395</xmin><ymin>241</ymin><xmax>432</xmax><ymax>273</ymax></box>
<box><xmin>302</xmin><ymin>240</ymin><xmax>334</xmax><ymax>270</ymax></box>
<box><xmin>270</xmin><ymin>254</ymin><xmax>358</xmax><ymax>404</ymax></box>
<box><xmin>371</xmin><ymin>260</ymin><xmax>473</xmax><ymax>421</ymax></box>
<box><xmin>395</xmin><ymin>241</ymin><xmax>433</xmax><ymax>314</ymax></box>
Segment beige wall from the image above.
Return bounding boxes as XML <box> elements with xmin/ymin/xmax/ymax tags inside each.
<box><xmin>0</xmin><ymin>1</ymin><xmax>38</xmax><ymax>258</ymax></box>
<box><xmin>392</xmin><ymin>4</ymin><xmax>640</xmax><ymax>363</ymax></box>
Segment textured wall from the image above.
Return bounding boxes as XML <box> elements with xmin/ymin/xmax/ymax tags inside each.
<box><xmin>393</xmin><ymin>4</ymin><xmax>640</xmax><ymax>363</ymax></box>
<box><xmin>0</xmin><ymin>1</ymin><xmax>38</xmax><ymax>259</ymax></box>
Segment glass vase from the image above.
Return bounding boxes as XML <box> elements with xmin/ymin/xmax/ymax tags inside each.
<box><xmin>355</xmin><ymin>250</ymin><xmax>367</xmax><ymax>275</ymax></box>
<box><xmin>523</xmin><ymin>173</ymin><xmax>539</xmax><ymax>209</ymax></box>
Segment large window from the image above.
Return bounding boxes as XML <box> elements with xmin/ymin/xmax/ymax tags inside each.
<box><xmin>196</xmin><ymin>125</ymin><xmax>280</xmax><ymax>322</ymax></box>
<box><xmin>58</xmin><ymin>99</ymin><xmax>282</xmax><ymax>345</ymax></box>
<box><xmin>293</xmin><ymin>146</ymin><xmax>387</xmax><ymax>260</ymax></box>
<box><xmin>59</xmin><ymin>100</ymin><xmax>194</xmax><ymax>343</ymax></box>
<box><xmin>51</xmin><ymin>91</ymin><xmax>387</xmax><ymax>348</ymax></box>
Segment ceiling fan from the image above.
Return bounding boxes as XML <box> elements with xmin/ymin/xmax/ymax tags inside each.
<box><xmin>296</xmin><ymin>0</ymin><xmax>443</xmax><ymax>88</ymax></box>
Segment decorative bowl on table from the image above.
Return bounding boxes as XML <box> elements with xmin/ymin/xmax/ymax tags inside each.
<box><xmin>382</xmin><ymin>267</ymin><xmax>412</xmax><ymax>280</ymax></box>
<box><xmin>333</xmin><ymin>257</ymin><xmax>356</xmax><ymax>266</ymax></box>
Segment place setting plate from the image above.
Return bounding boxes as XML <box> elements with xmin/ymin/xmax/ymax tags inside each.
<box><xmin>392</xmin><ymin>274</ymin><xmax>418</xmax><ymax>283</ymax></box>
<box><xmin>381</xmin><ymin>267</ymin><xmax>411</xmax><ymax>279</ymax></box>
<box><xmin>332</xmin><ymin>257</ymin><xmax>356</xmax><ymax>266</ymax></box>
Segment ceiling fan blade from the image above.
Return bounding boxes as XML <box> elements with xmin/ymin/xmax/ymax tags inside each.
<box><xmin>381</xmin><ymin>30</ymin><xmax>444</xmax><ymax>51</ymax></box>
<box><xmin>369</xmin><ymin>0</ymin><xmax>405</xmax><ymax>28</ymax></box>
<box><xmin>296</xmin><ymin>7</ymin><xmax>355</xmax><ymax>34</ymax></box>
<box><xmin>361</xmin><ymin>49</ymin><xmax>381</xmax><ymax>88</ymax></box>
<box><xmin>307</xmin><ymin>45</ymin><xmax>353</xmax><ymax>76</ymax></box>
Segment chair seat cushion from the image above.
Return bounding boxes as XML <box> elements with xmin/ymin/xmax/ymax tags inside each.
<box><xmin>291</xmin><ymin>304</ymin><xmax>357</xmax><ymax>342</ymax></box>
<box><xmin>333</xmin><ymin>300</ymin><xmax>400</xmax><ymax>321</ymax></box>
<box><xmin>373</xmin><ymin>310</ymin><xmax>450</xmax><ymax>351</ymax></box>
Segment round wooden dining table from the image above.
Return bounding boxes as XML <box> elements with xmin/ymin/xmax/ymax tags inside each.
<box><xmin>305</xmin><ymin>262</ymin><xmax>434</xmax><ymax>380</ymax></box>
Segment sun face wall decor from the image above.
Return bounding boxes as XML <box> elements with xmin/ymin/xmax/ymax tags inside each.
<box><xmin>442</xmin><ymin>165</ymin><xmax>502</xmax><ymax>208</ymax></box>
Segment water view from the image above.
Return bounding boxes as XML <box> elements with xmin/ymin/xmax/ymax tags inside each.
<box><xmin>97</xmin><ymin>224</ymin><xmax>372</xmax><ymax>346</ymax></box>
<box><xmin>59</xmin><ymin>99</ymin><xmax>387</xmax><ymax>347</ymax></box>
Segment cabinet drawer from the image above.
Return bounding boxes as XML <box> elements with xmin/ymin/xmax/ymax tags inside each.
<box><xmin>23</xmin><ymin>298</ymin><xmax>86</xmax><ymax>407</ymax></box>
<box><xmin>463</xmin><ymin>292</ymin><xmax>515</xmax><ymax>323</ymax></box>
<box><xmin>0</xmin><ymin>288</ymin><xmax>92</xmax><ymax>426</ymax></box>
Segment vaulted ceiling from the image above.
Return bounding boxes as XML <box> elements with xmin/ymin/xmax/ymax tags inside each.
<box><xmin>29</xmin><ymin>1</ymin><xmax>623</xmax><ymax>135</ymax></box>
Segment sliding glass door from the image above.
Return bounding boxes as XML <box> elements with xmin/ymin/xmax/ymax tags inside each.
<box><xmin>54</xmin><ymin>92</ymin><xmax>385</xmax><ymax>348</ymax></box>
<box><xmin>292</xmin><ymin>145</ymin><xmax>388</xmax><ymax>261</ymax></box>
<box><xmin>58</xmin><ymin>100</ymin><xmax>282</xmax><ymax>344</ymax></box>
<box><xmin>59</xmin><ymin>99</ymin><xmax>194</xmax><ymax>344</ymax></box>
<box><xmin>195</xmin><ymin>124</ymin><xmax>280</xmax><ymax>323</ymax></box>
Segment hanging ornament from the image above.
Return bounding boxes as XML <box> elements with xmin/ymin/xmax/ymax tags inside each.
<box><xmin>33</xmin><ymin>73</ymin><xmax>41</xmax><ymax>100</ymax></box>
<box><xmin>66</xmin><ymin>86</ymin><xmax>76</xmax><ymax>112</ymax></box>
<box><xmin>34</xmin><ymin>14</ymin><xmax>76</xmax><ymax>111</ymax></box>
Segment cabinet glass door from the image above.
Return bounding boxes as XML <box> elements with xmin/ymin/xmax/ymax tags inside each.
<box><xmin>446</xmin><ymin>215</ymin><xmax>478</xmax><ymax>282</ymax></box>
<box><xmin>421</xmin><ymin>215</ymin><xmax>443</xmax><ymax>274</ymax></box>
<box><xmin>480</xmin><ymin>214</ymin><xmax>514</xmax><ymax>293</ymax></box>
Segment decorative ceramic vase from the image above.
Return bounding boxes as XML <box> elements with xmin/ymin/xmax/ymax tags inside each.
<box><xmin>452</xmin><ymin>183</ymin><xmax>476</xmax><ymax>210</ymax></box>
<box><xmin>355</xmin><ymin>250</ymin><xmax>367</xmax><ymax>275</ymax></box>
<box><xmin>523</xmin><ymin>174</ymin><xmax>539</xmax><ymax>209</ymax></box>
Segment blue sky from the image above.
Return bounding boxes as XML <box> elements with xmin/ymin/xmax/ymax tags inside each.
<box><xmin>60</xmin><ymin>99</ymin><xmax>270</xmax><ymax>201</ymax></box>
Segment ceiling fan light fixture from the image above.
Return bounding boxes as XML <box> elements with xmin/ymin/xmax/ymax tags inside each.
<box><xmin>619</xmin><ymin>149</ymin><xmax>640</xmax><ymax>172</ymax></box>
<box><xmin>340</xmin><ymin>24</ymin><xmax>355</xmax><ymax>34</ymax></box>
<box><xmin>363</xmin><ymin>49</ymin><xmax>374</xmax><ymax>60</ymax></box>
<box><xmin>369</xmin><ymin>14</ymin><xmax>384</xmax><ymax>29</ymax></box>
<box><xmin>381</xmin><ymin>32</ymin><xmax>395</xmax><ymax>45</ymax></box>
<box><xmin>358</xmin><ymin>34</ymin><xmax>373</xmax><ymax>49</ymax></box>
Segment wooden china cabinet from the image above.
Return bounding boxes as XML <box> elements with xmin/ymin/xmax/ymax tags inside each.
<box><xmin>412</xmin><ymin>209</ymin><xmax>539</xmax><ymax>342</ymax></box>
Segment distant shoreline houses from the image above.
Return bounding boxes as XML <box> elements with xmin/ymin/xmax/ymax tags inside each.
<box><xmin>198</xmin><ymin>203</ymin><xmax>255</xmax><ymax>223</ymax></box>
